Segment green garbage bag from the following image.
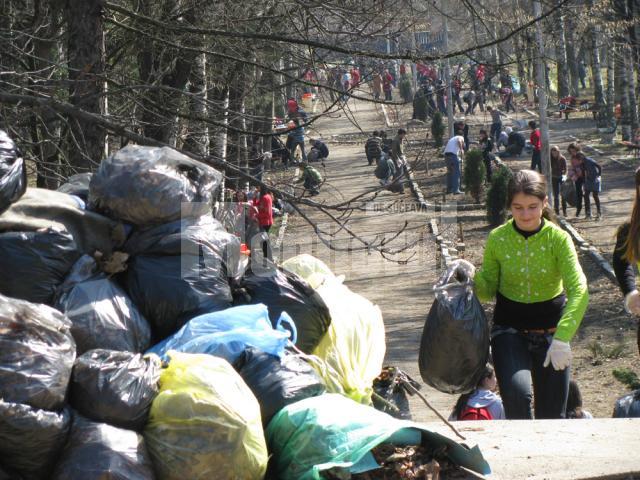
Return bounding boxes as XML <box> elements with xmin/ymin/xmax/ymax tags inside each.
<box><xmin>144</xmin><ymin>352</ymin><xmax>268</xmax><ymax>480</ymax></box>
<box><xmin>266</xmin><ymin>394</ymin><xmax>490</xmax><ymax>480</ymax></box>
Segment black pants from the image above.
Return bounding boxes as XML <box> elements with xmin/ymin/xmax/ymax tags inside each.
<box><xmin>483</xmin><ymin>154</ymin><xmax>493</xmax><ymax>182</ymax></box>
<box><xmin>530</xmin><ymin>150</ymin><xmax>542</xmax><ymax>173</ymax></box>
<box><xmin>584</xmin><ymin>190</ymin><xmax>601</xmax><ymax>216</ymax></box>
<box><xmin>574</xmin><ymin>177</ymin><xmax>585</xmax><ymax>215</ymax></box>
<box><xmin>492</xmin><ymin>329</ymin><xmax>570</xmax><ymax>419</ymax></box>
<box><xmin>552</xmin><ymin>176</ymin><xmax>567</xmax><ymax>215</ymax></box>
<box><xmin>261</xmin><ymin>225</ymin><xmax>271</xmax><ymax>259</ymax></box>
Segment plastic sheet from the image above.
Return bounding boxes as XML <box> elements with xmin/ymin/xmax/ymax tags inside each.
<box><xmin>122</xmin><ymin>215</ymin><xmax>239</xmax><ymax>340</ymax></box>
<box><xmin>0</xmin><ymin>401</ymin><xmax>71</xmax><ymax>480</ymax></box>
<box><xmin>0</xmin><ymin>294</ymin><xmax>76</xmax><ymax>410</ymax></box>
<box><xmin>144</xmin><ymin>352</ymin><xmax>268</xmax><ymax>480</ymax></box>
<box><xmin>52</xmin><ymin>413</ymin><xmax>155</xmax><ymax>480</ymax></box>
<box><xmin>266</xmin><ymin>394</ymin><xmax>490</xmax><ymax>480</ymax></box>
<box><xmin>0</xmin><ymin>229</ymin><xmax>80</xmax><ymax>305</ymax></box>
<box><xmin>419</xmin><ymin>263</ymin><xmax>490</xmax><ymax>394</ymax></box>
<box><xmin>312</xmin><ymin>277</ymin><xmax>385</xmax><ymax>404</ymax></box>
<box><xmin>234</xmin><ymin>266</ymin><xmax>331</xmax><ymax>353</ymax></box>
<box><xmin>70</xmin><ymin>350</ymin><xmax>161</xmax><ymax>431</ymax></box>
<box><xmin>55</xmin><ymin>255</ymin><xmax>151</xmax><ymax>354</ymax></box>
<box><xmin>0</xmin><ymin>130</ymin><xmax>27</xmax><ymax>215</ymax></box>
<box><xmin>147</xmin><ymin>303</ymin><xmax>292</xmax><ymax>364</ymax></box>
<box><xmin>233</xmin><ymin>347</ymin><xmax>325</xmax><ymax>426</ymax></box>
<box><xmin>89</xmin><ymin>145</ymin><xmax>222</xmax><ymax>226</ymax></box>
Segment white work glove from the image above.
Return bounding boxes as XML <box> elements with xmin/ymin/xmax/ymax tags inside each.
<box><xmin>543</xmin><ymin>339</ymin><xmax>571</xmax><ymax>370</ymax></box>
<box><xmin>624</xmin><ymin>290</ymin><xmax>640</xmax><ymax>316</ymax></box>
<box><xmin>561</xmin><ymin>174</ymin><xmax>567</xmax><ymax>182</ymax></box>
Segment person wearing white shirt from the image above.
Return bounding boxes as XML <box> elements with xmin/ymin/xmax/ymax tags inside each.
<box><xmin>444</xmin><ymin>131</ymin><xmax>465</xmax><ymax>194</ymax></box>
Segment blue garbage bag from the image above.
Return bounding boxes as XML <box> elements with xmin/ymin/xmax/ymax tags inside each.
<box><xmin>147</xmin><ymin>304</ymin><xmax>295</xmax><ymax>363</ymax></box>
<box><xmin>266</xmin><ymin>394</ymin><xmax>491</xmax><ymax>480</ymax></box>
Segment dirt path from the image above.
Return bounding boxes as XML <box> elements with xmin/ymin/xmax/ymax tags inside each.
<box><xmin>278</xmin><ymin>95</ymin><xmax>461</xmax><ymax>422</ymax></box>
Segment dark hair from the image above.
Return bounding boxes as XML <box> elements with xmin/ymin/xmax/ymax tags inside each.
<box><xmin>624</xmin><ymin>167</ymin><xmax>640</xmax><ymax>262</ymax></box>
<box><xmin>487</xmin><ymin>106</ymin><xmax>493</xmax><ymax>111</ymax></box>
<box><xmin>566</xmin><ymin>380</ymin><xmax>585</xmax><ymax>419</ymax></box>
<box><xmin>567</xmin><ymin>142</ymin><xmax>582</xmax><ymax>154</ymax></box>
<box><xmin>372</xmin><ymin>130</ymin><xmax>378</xmax><ymax>137</ymax></box>
<box><xmin>455</xmin><ymin>129</ymin><xmax>463</xmax><ymax>136</ymax></box>
<box><xmin>528</xmin><ymin>120</ymin><xmax>537</xmax><ymax>129</ymax></box>
<box><xmin>259</xmin><ymin>184</ymin><xmax>270</xmax><ymax>196</ymax></box>
<box><xmin>452</xmin><ymin>364</ymin><xmax>495</xmax><ymax>420</ymax></box>
<box><xmin>398</xmin><ymin>128</ymin><xmax>407</xmax><ymax>135</ymax></box>
<box><xmin>507</xmin><ymin>170</ymin><xmax>555</xmax><ymax>222</ymax></box>
<box><xmin>479</xmin><ymin>129</ymin><xmax>488</xmax><ymax>137</ymax></box>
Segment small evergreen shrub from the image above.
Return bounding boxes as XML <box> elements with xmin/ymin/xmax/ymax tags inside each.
<box><xmin>463</xmin><ymin>149</ymin><xmax>486</xmax><ymax>203</ymax></box>
<box><xmin>399</xmin><ymin>75</ymin><xmax>413</xmax><ymax>103</ymax></box>
<box><xmin>486</xmin><ymin>164</ymin><xmax>513</xmax><ymax>225</ymax></box>
<box><xmin>431</xmin><ymin>112</ymin><xmax>445</xmax><ymax>148</ymax></box>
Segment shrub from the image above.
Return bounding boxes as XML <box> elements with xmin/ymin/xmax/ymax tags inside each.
<box><xmin>399</xmin><ymin>75</ymin><xmax>413</xmax><ymax>103</ymax></box>
<box><xmin>431</xmin><ymin>112</ymin><xmax>445</xmax><ymax>148</ymax></box>
<box><xmin>463</xmin><ymin>149</ymin><xmax>486</xmax><ymax>203</ymax></box>
<box><xmin>486</xmin><ymin>164</ymin><xmax>513</xmax><ymax>225</ymax></box>
<box><xmin>412</xmin><ymin>89</ymin><xmax>428</xmax><ymax>121</ymax></box>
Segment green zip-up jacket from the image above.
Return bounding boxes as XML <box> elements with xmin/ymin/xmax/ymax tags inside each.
<box><xmin>474</xmin><ymin>219</ymin><xmax>588</xmax><ymax>342</ymax></box>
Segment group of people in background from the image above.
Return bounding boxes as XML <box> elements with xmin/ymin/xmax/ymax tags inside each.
<box><xmin>366</xmin><ymin>129</ymin><xmax>408</xmax><ymax>193</ymax></box>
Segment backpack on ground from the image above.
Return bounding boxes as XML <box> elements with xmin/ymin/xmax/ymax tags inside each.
<box><xmin>459</xmin><ymin>405</ymin><xmax>493</xmax><ymax>421</ymax></box>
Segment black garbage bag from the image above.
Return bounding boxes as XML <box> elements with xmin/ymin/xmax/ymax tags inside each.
<box><xmin>233</xmin><ymin>347</ymin><xmax>325</xmax><ymax>426</ymax></box>
<box><xmin>561</xmin><ymin>179</ymin><xmax>577</xmax><ymax>207</ymax></box>
<box><xmin>371</xmin><ymin>366</ymin><xmax>421</xmax><ymax>420</ymax></box>
<box><xmin>613</xmin><ymin>389</ymin><xmax>640</xmax><ymax>418</ymax></box>
<box><xmin>419</xmin><ymin>262</ymin><xmax>490</xmax><ymax>394</ymax></box>
<box><xmin>89</xmin><ymin>145</ymin><xmax>222</xmax><ymax>227</ymax></box>
<box><xmin>0</xmin><ymin>295</ymin><xmax>76</xmax><ymax>410</ymax></box>
<box><xmin>0</xmin><ymin>229</ymin><xmax>81</xmax><ymax>305</ymax></box>
<box><xmin>233</xmin><ymin>266</ymin><xmax>331</xmax><ymax>353</ymax></box>
<box><xmin>52</xmin><ymin>413</ymin><xmax>155</xmax><ymax>480</ymax></box>
<box><xmin>55</xmin><ymin>256</ymin><xmax>151</xmax><ymax>354</ymax></box>
<box><xmin>70</xmin><ymin>349</ymin><xmax>161</xmax><ymax>431</ymax></box>
<box><xmin>57</xmin><ymin>173</ymin><xmax>92</xmax><ymax>202</ymax></box>
<box><xmin>0</xmin><ymin>130</ymin><xmax>27</xmax><ymax>215</ymax></box>
<box><xmin>121</xmin><ymin>215</ymin><xmax>240</xmax><ymax>340</ymax></box>
<box><xmin>0</xmin><ymin>401</ymin><xmax>71</xmax><ymax>480</ymax></box>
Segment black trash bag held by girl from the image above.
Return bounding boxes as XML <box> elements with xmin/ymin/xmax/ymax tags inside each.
<box><xmin>419</xmin><ymin>261</ymin><xmax>490</xmax><ymax>394</ymax></box>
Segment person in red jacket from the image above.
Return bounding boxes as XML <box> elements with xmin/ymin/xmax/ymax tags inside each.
<box><xmin>529</xmin><ymin>120</ymin><xmax>542</xmax><ymax>173</ymax></box>
<box><xmin>257</xmin><ymin>185</ymin><xmax>273</xmax><ymax>233</ymax></box>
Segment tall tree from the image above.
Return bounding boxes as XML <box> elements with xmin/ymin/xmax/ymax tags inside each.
<box><xmin>564</xmin><ymin>15</ymin><xmax>581</xmax><ymax>96</ymax></box>
<box><xmin>587</xmin><ymin>0</ymin><xmax>610</xmax><ymax>128</ymax></box>
<box><xmin>555</xmin><ymin>13</ymin><xmax>570</xmax><ymax>99</ymax></box>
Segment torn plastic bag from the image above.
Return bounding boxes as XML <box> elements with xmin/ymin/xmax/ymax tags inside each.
<box><xmin>55</xmin><ymin>255</ymin><xmax>151</xmax><ymax>354</ymax></box>
<box><xmin>613</xmin><ymin>389</ymin><xmax>640</xmax><ymax>418</ymax></box>
<box><xmin>144</xmin><ymin>352</ymin><xmax>268</xmax><ymax>480</ymax></box>
<box><xmin>312</xmin><ymin>277</ymin><xmax>385</xmax><ymax>404</ymax></box>
<box><xmin>233</xmin><ymin>265</ymin><xmax>331</xmax><ymax>353</ymax></box>
<box><xmin>419</xmin><ymin>262</ymin><xmax>490</xmax><ymax>394</ymax></box>
<box><xmin>371</xmin><ymin>367</ymin><xmax>420</xmax><ymax>420</ymax></box>
<box><xmin>0</xmin><ymin>188</ymin><xmax>126</xmax><ymax>257</ymax></box>
<box><xmin>0</xmin><ymin>401</ymin><xmax>71</xmax><ymax>480</ymax></box>
<box><xmin>89</xmin><ymin>145</ymin><xmax>222</xmax><ymax>226</ymax></box>
<box><xmin>281</xmin><ymin>254</ymin><xmax>336</xmax><ymax>290</ymax></box>
<box><xmin>0</xmin><ymin>294</ymin><xmax>76</xmax><ymax>410</ymax></box>
<box><xmin>57</xmin><ymin>173</ymin><xmax>92</xmax><ymax>202</ymax></box>
<box><xmin>0</xmin><ymin>229</ymin><xmax>80</xmax><ymax>305</ymax></box>
<box><xmin>265</xmin><ymin>394</ymin><xmax>490</xmax><ymax>480</ymax></box>
<box><xmin>70</xmin><ymin>350</ymin><xmax>161</xmax><ymax>431</ymax></box>
<box><xmin>121</xmin><ymin>215</ymin><xmax>239</xmax><ymax>340</ymax></box>
<box><xmin>52</xmin><ymin>413</ymin><xmax>155</xmax><ymax>480</ymax></box>
<box><xmin>147</xmin><ymin>303</ymin><xmax>293</xmax><ymax>364</ymax></box>
<box><xmin>233</xmin><ymin>347</ymin><xmax>325</xmax><ymax>426</ymax></box>
<box><xmin>0</xmin><ymin>130</ymin><xmax>27</xmax><ymax>215</ymax></box>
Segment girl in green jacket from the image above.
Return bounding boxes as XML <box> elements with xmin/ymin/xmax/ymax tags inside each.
<box><xmin>454</xmin><ymin>170</ymin><xmax>588</xmax><ymax>419</ymax></box>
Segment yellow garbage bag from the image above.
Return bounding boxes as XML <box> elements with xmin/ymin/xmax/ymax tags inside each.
<box><xmin>282</xmin><ymin>254</ymin><xmax>335</xmax><ymax>290</ymax></box>
<box><xmin>144</xmin><ymin>352</ymin><xmax>267</xmax><ymax>480</ymax></box>
<box><xmin>312</xmin><ymin>277</ymin><xmax>386</xmax><ymax>404</ymax></box>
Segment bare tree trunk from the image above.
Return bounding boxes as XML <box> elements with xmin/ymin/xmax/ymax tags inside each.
<box><xmin>564</xmin><ymin>16</ymin><xmax>581</xmax><ymax>97</ymax></box>
<box><xmin>183</xmin><ymin>50</ymin><xmax>209</xmax><ymax>156</ymax></box>
<box><xmin>514</xmin><ymin>34</ymin><xmax>526</xmax><ymax>86</ymax></box>
<box><xmin>587</xmin><ymin>0</ymin><xmax>610</xmax><ymax>128</ymax></box>
<box><xmin>606</xmin><ymin>39</ymin><xmax>615</xmax><ymax>120</ymax></box>
<box><xmin>617</xmin><ymin>45</ymin><xmax>633</xmax><ymax>141</ymax></box>
<box><xmin>555</xmin><ymin>14</ymin><xmax>570</xmax><ymax>99</ymax></box>
<box><xmin>65</xmin><ymin>0</ymin><xmax>106</xmax><ymax>171</ymax></box>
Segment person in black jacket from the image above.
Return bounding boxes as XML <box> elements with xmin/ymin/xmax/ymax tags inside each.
<box><xmin>309</xmin><ymin>138</ymin><xmax>329</xmax><ymax>162</ymax></box>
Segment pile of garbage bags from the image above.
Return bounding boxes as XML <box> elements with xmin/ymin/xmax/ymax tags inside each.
<box><xmin>0</xmin><ymin>137</ymin><xmax>489</xmax><ymax>479</ymax></box>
